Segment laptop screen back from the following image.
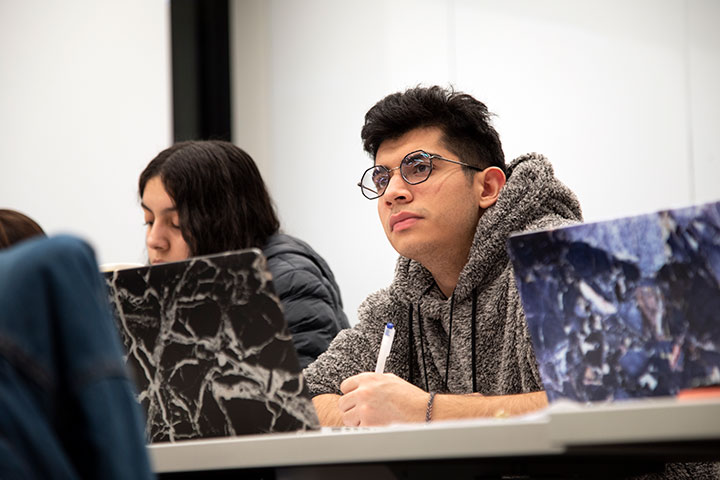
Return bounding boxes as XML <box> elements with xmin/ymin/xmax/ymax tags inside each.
<box><xmin>508</xmin><ymin>201</ymin><xmax>720</xmax><ymax>403</ymax></box>
<box><xmin>104</xmin><ymin>248</ymin><xmax>319</xmax><ymax>442</ymax></box>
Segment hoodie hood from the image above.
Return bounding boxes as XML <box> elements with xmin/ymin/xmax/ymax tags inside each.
<box><xmin>389</xmin><ymin>153</ymin><xmax>583</xmax><ymax>305</ymax></box>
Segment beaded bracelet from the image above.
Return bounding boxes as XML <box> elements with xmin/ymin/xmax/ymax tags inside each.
<box><xmin>425</xmin><ymin>392</ymin><xmax>437</xmax><ymax>422</ymax></box>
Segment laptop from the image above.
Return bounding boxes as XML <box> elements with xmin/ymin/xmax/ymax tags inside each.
<box><xmin>103</xmin><ymin>248</ymin><xmax>320</xmax><ymax>442</ymax></box>
<box><xmin>507</xmin><ymin>200</ymin><xmax>720</xmax><ymax>403</ymax></box>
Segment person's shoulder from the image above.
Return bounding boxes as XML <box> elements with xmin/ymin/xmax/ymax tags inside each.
<box><xmin>525</xmin><ymin>214</ymin><xmax>580</xmax><ymax>232</ymax></box>
<box><xmin>262</xmin><ymin>233</ymin><xmax>337</xmax><ymax>286</ymax></box>
<box><xmin>6</xmin><ymin>234</ymin><xmax>94</xmax><ymax>266</ymax></box>
<box><xmin>263</xmin><ymin>233</ymin><xmax>323</xmax><ymax>262</ymax></box>
<box><xmin>357</xmin><ymin>285</ymin><xmax>404</xmax><ymax>320</ymax></box>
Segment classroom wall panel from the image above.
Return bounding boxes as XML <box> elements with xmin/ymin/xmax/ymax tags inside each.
<box><xmin>1</xmin><ymin>1</ymin><xmax>717</xmax><ymax>327</ymax></box>
<box><xmin>230</xmin><ymin>0</ymin><xmax>719</xmax><ymax>325</ymax></box>
<box><xmin>0</xmin><ymin>0</ymin><xmax>172</xmax><ymax>264</ymax></box>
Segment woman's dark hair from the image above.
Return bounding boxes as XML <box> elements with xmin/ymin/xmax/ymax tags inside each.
<box><xmin>0</xmin><ymin>209</ymin><xmax>45</xmax><ymax>249</ymax></box>
<box><xmin>361</xmin><ymin>85</ymin><xmax>506</xmax><ymax>174</ymax></box>
<box><xmin>138</xmin><ymin>141</ymin><xmax>280</xmax><ymax>256</ymax></box>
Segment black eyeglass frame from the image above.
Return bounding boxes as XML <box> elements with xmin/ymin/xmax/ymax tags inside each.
<box><xmin>357</xmin><ymin>149</ymin><xmax>484</xmax><ymax>200</ymax></box>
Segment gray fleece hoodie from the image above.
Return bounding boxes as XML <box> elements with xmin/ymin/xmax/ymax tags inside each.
<box><xmin>304</xmin><ymin>153</ymin><xmax>581</xmax><ymax>396</ymax></box>
<box><xmin>304</xmin><ymin>153</ymin><xmax>719</xmax><ymax>480</ymax></box>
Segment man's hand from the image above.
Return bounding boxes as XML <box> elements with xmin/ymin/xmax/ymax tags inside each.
<box><xmin>338</xmin><ymin>372</ymin><xmax>428</xmax><ymax>426</ymax></box>
<box><xmin>312</xmin><ymin>377</ymin><xmax>548</xmax><ymax>427</ymax></box>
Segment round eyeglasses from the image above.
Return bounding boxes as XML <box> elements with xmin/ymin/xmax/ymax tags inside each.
<box><xmin>358</xmin><ymin>150</ymin><xmax>484</xmax><ymax>200</ymax></box>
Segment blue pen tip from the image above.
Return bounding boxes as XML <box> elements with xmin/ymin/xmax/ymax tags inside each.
<box><xmin>387</xmin><ymin>323</ymin><xmax>394</xmax><ymax>329</ymax></box>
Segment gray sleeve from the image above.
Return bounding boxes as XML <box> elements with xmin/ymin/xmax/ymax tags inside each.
<box><xmin>303</xmin><ymin>292</ymin><xmax>390</xmax><ymax>397</ymax></box>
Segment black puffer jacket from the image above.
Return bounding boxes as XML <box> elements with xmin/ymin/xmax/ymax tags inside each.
<box><xmin>262</xmin><ymin>233</ymin><xmax>350</xmax><ymax>369</ymax></box>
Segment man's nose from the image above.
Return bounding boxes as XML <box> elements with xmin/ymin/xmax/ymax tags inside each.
<box><xmin>383</xmin><ymin>171</ymin><xmax>412</xmax><ymax>204</ymax></box>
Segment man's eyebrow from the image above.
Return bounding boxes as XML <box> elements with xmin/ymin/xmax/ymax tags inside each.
<box><xmin>140</xmin><ymin>202</ymin><xmax>177</xmax><ymax>214</ymax></box>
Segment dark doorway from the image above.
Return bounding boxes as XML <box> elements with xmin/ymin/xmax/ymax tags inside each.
<box><xmin>170</xmin><ymin>0</ymin><xmax>231</xmax><ymax>142</ymax></box>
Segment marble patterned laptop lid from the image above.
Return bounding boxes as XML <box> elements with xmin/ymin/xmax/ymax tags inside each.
<box><xmin>507</xmin><ymin>200</ymin><xmax>720</xmax><ymax>403</ymax></box>
<box><xmin>104</xmin><ymin>248</ymin><xmax>319</xmax><ymax>442</ymax></box>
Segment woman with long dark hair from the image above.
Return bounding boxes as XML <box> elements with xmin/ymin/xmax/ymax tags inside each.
<box><xmin>139</xmin><ymin>140</ymin><xmax>349</xmax><ymax>368</ymax></box>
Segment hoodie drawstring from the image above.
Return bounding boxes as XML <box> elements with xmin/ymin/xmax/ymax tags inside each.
<box><xmin>408</xmin><ymin>305</ymin><xmax>414</xmax><ymax>387</ymax></box>
<box><xmin>443</xmin><ymin>294</ymin><xmax>455</xmax><ymax>392</ymax></box>
<box><xmin>408</xmin><ymin>285</ymin><xmax>480</xmax><ymax>394</ymax></box>
<box><xmin>471</xmin><ymin>286</ymin><xmax>478</xmax><ymax>393</ymax></box>
<box><xmin>408</xmin><ymin>284</ymin><xmax>436</xmax><ymax>391</ymax></box>
<box><xmin>417</xmin><ymin>302</ymin><xmax>430</xmax><ymax>391</ymax></box>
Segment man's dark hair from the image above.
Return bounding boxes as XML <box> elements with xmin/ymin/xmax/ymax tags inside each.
<box><xmin>139</xmin><ymin>140</ymin><xmax>280</xmax><ymax>256</ymax></box>
<box><xmin>361</xmin><ymin>86</ymin><xmax>506</xmax><ymax>174</ymax></box>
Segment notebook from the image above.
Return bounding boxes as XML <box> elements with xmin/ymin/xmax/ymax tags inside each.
<box><xmin>103</xmin><ymin>248</ymin><xmax>319</xmax><ymax>442</ymax></box>
<box><xmin>507</xmin><ymin>201</ymin><xmax>720</xmax><ymax>403</ymax></box>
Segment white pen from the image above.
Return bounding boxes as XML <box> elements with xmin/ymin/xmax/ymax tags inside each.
<box><xmin>374</xmin><ymin>322</ymin><xmax>395</xmax><ymax>373</ymax></box>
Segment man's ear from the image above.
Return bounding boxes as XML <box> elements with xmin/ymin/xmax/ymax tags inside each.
<box><xmin>474</xmin><ymin>167</ymin><xmax>506</xmax><ymax>209</ymax></box>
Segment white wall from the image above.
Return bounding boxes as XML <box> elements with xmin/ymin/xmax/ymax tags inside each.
<box><xmin>1</xmin><ymin>1</ymin><xmax>717</xmax><ymax>326</ymax></box>
<box><xmin>231</xmin><ymin>0</ymin><xmax>720</xmax><ymax>325</ymax></box>
<box><xmin>688</xmin><ymin>0</ymin><xmax>720</xmax><ymax>204</ymax></box>
<box><xmin>0</xmin><ymin>0</ymin><xmax>172</xmax><ymax>264</ymax></box>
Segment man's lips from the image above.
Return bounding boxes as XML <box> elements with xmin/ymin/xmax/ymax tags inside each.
<box><xmin>389</xmin><ymin>212</ymin><xmax>422</xmax><ymax>232</ymax></box>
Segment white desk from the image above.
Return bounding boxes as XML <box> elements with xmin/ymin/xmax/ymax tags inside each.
<box><xmin>150</xmin><ymin>397</ymin><xmax>720</xmax><ymax>479</ymax></box>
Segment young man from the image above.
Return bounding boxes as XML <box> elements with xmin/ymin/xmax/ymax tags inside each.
<box><xmin>303</xmin><ymin>86</ymin><xmax>583</xmax><ymax>426</ymax></box>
